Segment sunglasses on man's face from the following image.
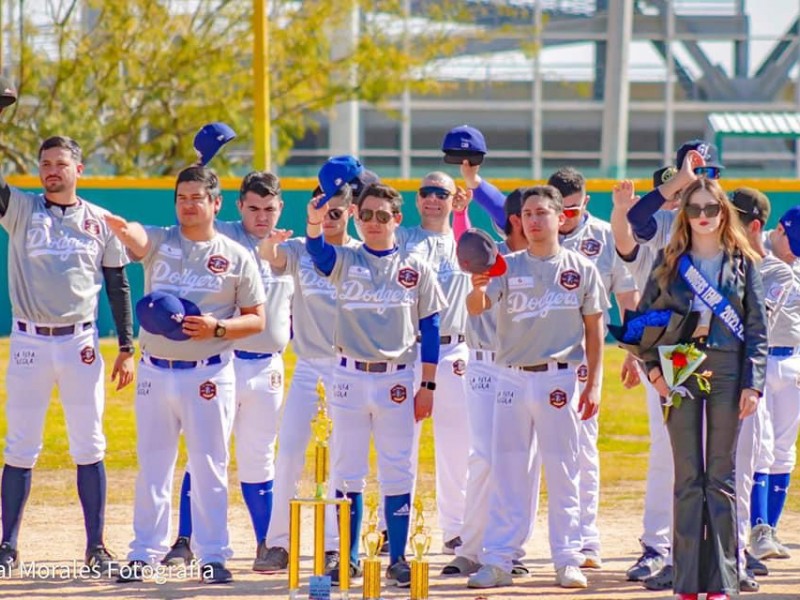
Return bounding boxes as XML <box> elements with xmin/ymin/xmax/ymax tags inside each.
<box><xmin>562</xmin><ymin>206</ymin><xmax>583</xmax><ymax>219</ymax></box>
<box><xmin>418</xmin><ymin>186</ymin><xmax>452</xmax><ymax>200</ymax></box>
<box><xmin>693</xmin><ymin>166</ymin><xmax>722</xmax><ymax>180</ymax></box>
<box><xmin>325</xmin><ymin>208</ymin><xmax>345</xmax><ymax>221</ymax></box>
<box><xmin>685</xmin><ymin>203</ymin><xmax>721</xmax><ymax>219</ymax></box>
<box><xmin>359</xmin><ymin>208</ymin><xmax>395</xmax><ymax>224</ymax></box>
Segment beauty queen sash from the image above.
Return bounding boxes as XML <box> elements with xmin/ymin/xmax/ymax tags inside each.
<box><xmin>678</xmin><ymin>254</ymin><xmax>745</xmax><ymax>342</ymax></box>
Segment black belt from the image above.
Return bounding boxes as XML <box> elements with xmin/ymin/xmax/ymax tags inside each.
<box><xmin>417</xmin><ymin>334</ymin><xmax>466</xmax><ymax>345</ymax></box>
<box><xmin>17</xmin><ymin>321</ymin><xmax>92</xmax><ymax>336</ymax></box>
<box><xmin>517</xmin><ymin>362</ymin><xmax>569</xmax><ymax>373</ymax></box>
<box><xmin>339</xmin><ymin>357</ymin><xmax>407</xmax><ymax>373</ymax></box>
<box><xmin>146</xmin><ymin>354</ymin><xmax>222</xmax><ymax>370</ymax></box>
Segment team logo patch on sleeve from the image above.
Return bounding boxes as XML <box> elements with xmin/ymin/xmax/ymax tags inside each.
<box><xmin>559</xmin><ymin>269</ymin><xmax>581</xmax><ymax>291</ymax></box>
<box><xmin>580</xmin><ymin>238</ymin><xmax>602</xmax><ymax>257</ymax></box>
<box><xmin>83</xmin><ymin>218</ymin><xmax>101</xmax><ymax>237</ymax></box>
<box><xmin>207</xmin><ymin>254</ymin><xmax>230</xmax><ymax>274</ymax></box>
<box><xmin>269</xmin><ymin>371</ymin><xmax>282</xmax><ymax>391</ymax></box>
<box><xmin>452</xmin><ymin>359</ymin><xmax>466</xmax><ymax>376</ymax></box>
<box><xmin>577</xmin><ymin>364</ymin><xmax>588</xmax><ymax>383</ymax></box>
<box><xmin>390</xmin><ymin>384</ymin><xmax>408</xmax><ymax>404</ymax></box>
<box><xmin>549</xmin><ymin>389</ymin><xmax>568</xmax><ymax>409</ymax></box>
<box><xmin>199</xmin><ymin>380</ymin><xmax>217</xmax><ymax>400</ymax></box>
<box><xmin>80</xmin><ymin>346</ymin><xmax>96</xmax><ymax>365</ymax></box>
<box><xmin>397</xmin><ymin>267</ymin><xmax>420</xmax><ymax>289</ymax></box>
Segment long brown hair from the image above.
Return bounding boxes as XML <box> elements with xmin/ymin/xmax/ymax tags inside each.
<box><xmin>654</xmin><ymin>178</ymin><xmax>760</xmax><ymax>290</ymax></box>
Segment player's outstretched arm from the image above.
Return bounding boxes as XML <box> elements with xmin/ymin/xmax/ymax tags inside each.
<box><xmin>610</xmin><ymin>180</ymin><xmax>638</xmax><ymax>256</ymax></box>
<box><xmin>578</xmin><ymin>312</ymin><xmax>603</xmax><ymax>420</ymax></box>
<box><xmin>461</xmin><ymin>160</ymin><xmax>506</xmax><ymax>231</ymax></box>
<box><xmin>104</xmin><ymin>213</ymin><xmax>150</xmax><ymax>260</ymax></box>
<box><xmin>466</xmin><ymin>273</ymin><xmax>491</xmax><ymax>315</ymax></box>
<box><xmin>259</xmin><ymin>229</ymin><xmax>292</xmax><ymax>271</ymax></box>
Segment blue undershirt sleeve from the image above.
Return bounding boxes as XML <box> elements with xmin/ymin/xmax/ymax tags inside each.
<box><xmin>306</xmin><ymin>234</ymin><xmax>336</xmax><ymax>276</ymax></box>
<box><xmin>419</xmin><ymin>313</ymin><xmax>441</xmax><ymax>365</ymax></box>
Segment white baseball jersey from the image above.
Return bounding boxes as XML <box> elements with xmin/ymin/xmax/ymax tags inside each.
<box><xmin>215</xmin><ymin>220</ymin><xmax>293</xmax><ymax>354</ymax></box>
<box><xmin>328</xmin><ymin>246</ymin><xmax>447</xmax><ymax>363</ymax></box>
<box><xmin>397</xmin><ymin>226</ymin><xmax>470</xmax><ymax>337</ymax></box>
<box><xmin>760</xmin><ymin>253</ymin><xmax>798</xmax><ymax>343</ymax></box>
<box><xmin>136</xmin><ymin>226</ymin><xmax>265</xmax><ymax>360</ymax></box>
<box><xmin>560</xmin><ymin>213</ymin><xmax>637</xmax><ymax>300</ymax></box>
<box><xmin>465</xmin><ymin>241</ymin><xmax>509</xmax><ymax>351</ymax></box>
<box><xmin>279</xmin><ymin>237</ymin><xmax>362</xmax><ymax>359</ymax></box>
<box><xmin>0</xmin><ymin>188</ymin><xmax>128</xmax><ymax>323</ymax></box>
<box><xmin>486</xmin><ymin>247</ymin><xmax>608</xmax><ymax>367</ymax></box>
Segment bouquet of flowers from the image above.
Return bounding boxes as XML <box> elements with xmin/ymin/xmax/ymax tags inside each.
<box><xmin>658</xmin><ymin>343</ymin><xmax>712</xmax><ymax>421</ymax></box>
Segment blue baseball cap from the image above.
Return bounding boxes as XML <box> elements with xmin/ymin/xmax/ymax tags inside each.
<box><xmin>780</xmin><ymin>206</ymin><xmax>800</xmax><ymax>257</ymax></box>
<box><xmin>318</xmin><ymin>155</ymin><xmax>364</xmax><ymax>208</ymax></box>
<box><xmin>136</xmin><ymin>291</ymin><xmax>202</xmax><ymax>341</ymax></box>
<box><xmin>675</xmin><ymin>139</ymin><xmax>723</xmax><ymax>170</ymax></box>
<box><xmin>456</xmin><ymin>228</ymin><xmax>507</xmax><ymax>277</ymax></box>
<box><xmin>194</xmin><ymin>122</ymin><xmax>236</xmax><ymax>166</ymax></box>
<box><xmin>442</xmin><ymin>125</ymin><xmax>487</xmax><ymax>165</ymax></box>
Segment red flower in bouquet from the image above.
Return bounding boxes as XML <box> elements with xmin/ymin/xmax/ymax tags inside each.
<box><xmin>672</xmin><ymin>352</ymin><xmax>688</xmax><ymax>369</ymax></box>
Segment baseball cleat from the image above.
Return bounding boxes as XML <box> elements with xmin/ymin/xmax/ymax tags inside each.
<box><xmin>555</xmin><ymin>565</ymin><xmax>588</xmax><ymax>588</ymax></box>
<box><xmin>643</xmin><ymin>564</ymin><xmax>673</xmax><ymax>591</ymax></box>
<box><xmin>257</xmin><ymin>546</ymin><xmax>289</xmax><ymax>573</ymax></box>
<box><xmin>326</xmin><ymin>556</ymin><xmax>362</xmax><ymax>587</ymax></box>
<box><xmin>200</xmin><ymin>561</ymin><xmax>233</xmax><ymax>584</ymax></box>
<box><xmin>0</xmin><ymin>542</ymin><xmax>19</xmax><ymax>577</ymax></box>
<box><xmin>467</xmin><ymin>564</ymin><xmax>513</xmax><ymax>588</ymax></box>
<box><xmin>385</xmin><ymin>558</ymin><xmax>412</xmax><ymax>587</ymax></box>
<box><xmin>161</xmin><ymin>535</ymin><xmax>193</xmax><ymax>566</ymax></box>
<box><xmin>626</xmin><ymin>543</ymin><xmax>664</xmax><ymax>581</ymax></box>
<box><xmin>745</xmin><ymin>550</ymin><xmax>768</xmax><ymax>576</ymax></box>
<box><xmin>252</xmin><ymin>540</ymin><xmax>271</xmax><ymax>572</ymax></box>
<box><xmin>740</xmin><ymin>568</ymin><xmax>760</xmax><ymax>592</ymax></box>
<box><xmin>442</xmin><ymin>536</ymin><xmax>463</xmax><ymax>555</ymax></box>
<box><xmin>511</xmin><ymin>559</ymin><xmax>529</xmax><ymax>576</ymax></box>
<box><xmin>771</xmin><ymin>528</ymin><xmax>791</xmax><ymax>559</ymax></box>
<box><xmin>441</xmin><ymin>555</ymin><xmax>481</xmax><ymax>576</ymax></box>
<box><xmin>116</xmin><ymin>560</ymin><xmax>147</xmax><ymax>583</ymax></box>
<box><xmin>749</xmin><ymin>524</ymin><xmax>780</xmax><ymax>560</ymax></box>
<box><xmin>85</xmin><ymin>544</ymin><xmax>120</xmax><ymax>576</ymax></box>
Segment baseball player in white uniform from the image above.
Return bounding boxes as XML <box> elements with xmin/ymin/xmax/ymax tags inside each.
<box><xmin>161</xmin><ymin>172</ymin><xmax>294</xmax><ymax>571</ymax></box>
<box><xmin>105</xmin><ymin>165</ymin><xmax>266</xmax><ymax>584</ymax></box>
<box><xmin>257</xmin><ymin>181</ymin><xmax>362</xmax><ymax>576</ymax></box>
<box><xmin>749</xmin><ymin>205</ymin><xmax>800</xmax><ymax>562</ymax></box>
<box><xmin>466</xmin><ymin>185</ymin><xmax>608</xmax><ymax>590</ymax></box>
<box><xmin>0</xmin><ymin>136</ymin><xmax>135</xmax><ymax>576</ymax></box>
<box><xmin>306</xmin><ymin>182</ymin><xmax>447</xmax><ymax>588</ymax></box>
<box><xmin>727</xmin><ymin>189</ymin><xmax>797</xmax><ymax>593</ymax></box>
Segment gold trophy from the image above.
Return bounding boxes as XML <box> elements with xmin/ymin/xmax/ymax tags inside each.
<box><xmin>361</xmin><ymin>496</ymin><xmax>383</xmax><ymax>600</ymax></box>
<box><xmin>409</xmin><ymin>497</ymin><xmax>431</xmax><ymax>600</ymax></box>
<box><xmin>289</xmin><ymin>378</ymin><xmax>352</xmax><ymax>599</ymax></box>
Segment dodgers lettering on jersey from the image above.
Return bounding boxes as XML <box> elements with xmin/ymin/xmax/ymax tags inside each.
<box><xmin>279</xmin><ymin>237</ymin><xmax>362</xmax><ymax>359</ymax></box>
<box><xmin>465</xmin><ymin>240</ymin><xmax>509</xmax><ymax>351</ymax></box>
<box><xmin>560</xmin><ymin>213</ymin><xmax>637</xmax><ymax>299</ymax></box>
<box><xmin>397</xmin><ymin>226</ymin><xmax>470</xmax><ymax>337</ymax></box>
<box><xmin>487</xmin><ymin>247</ymin><xmax>608</xmax><ymax>367</ymax></box>
<box><xmin>0</xmin><ymin>188</ymin><xmax>128</xmax><ymax>324</ymax></box>
<box><xmin>760</xmin><ymin>252</ymin><xmax>800</xmax><ymax>346</ymax></box>
<box><xmin>329</xmin><ymin>245</ymin><xmax>447</xmax><ymax>363</ymax></box>
<box><xmin>137</xmin><ymin>226</ymin><xmax>265</xmax><ymax>360</ymax></box>
<box><xmin>215</xmin><ymin>221</ymin><xmax>293</xmax><ymax>353</ymax></box>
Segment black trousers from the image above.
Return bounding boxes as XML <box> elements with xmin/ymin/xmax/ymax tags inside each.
<box><xmin>665</xmin><ymin>349</ymin><xmax>741</xmax><ymax>595</ymax></box>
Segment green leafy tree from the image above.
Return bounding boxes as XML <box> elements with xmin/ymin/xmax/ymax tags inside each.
<box><xmin>1</xmin><ymin>0</ymin><xmax>468</xmax><ymax>175</ymax></box>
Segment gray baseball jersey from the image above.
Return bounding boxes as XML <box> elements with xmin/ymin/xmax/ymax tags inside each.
<box><xmin>760</xmin><ymin>252</ymin><xmax>800</xmax><ymax>346</ymax></box>
<box><xmin>397</xmin><ymin>226</ymin><xmax>470</xmax><ymax>337</ymax></box>
<box><xmin>328</xmin><ymin>245</ymin><xmax>447</xmax><ymax>363</ymax></box>
<box><xmin>278</xmin><ymin>237</ymin><xmax>362</xmax><ymax>359</ymax></box>
<box><xmin>487</xmin><ymin>247</ymin><xmax>608</xmax><ymax>367</ymax></box>
<box><xmin>621</xmin><ymin>243</ymin><xmax>659</xmax><ymax>296</ymax></box>
<box><xmin>560</xmin><ymin>213</ymin><xmax>637</xmax><ymax>298</ymax></box>
<box><xmin>636</xmin><ymin>209</ymin><xmax>676</xmax><ymax>250</ymax></box>
<box><xmin>465</xmin><ymin>240</ymin><xmax>509</xmax><ymax>351</ymax></box>
<box><xmin>137</xmin><ymin>226</ymin><xmax>265</xmax><ymax>360</ymax></box>
<box><xmin>0</xmin><ymin>188</ymin><xmax>128</xmax><ymax>323</ymax></box>
<box><xmin>215</xmin><ymin>220</ymin><xmax>293</xmax><ymax>354</ymax></box>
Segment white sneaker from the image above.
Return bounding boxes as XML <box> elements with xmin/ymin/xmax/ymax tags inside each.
<box><xmin>467</xmin><ymin>564</ymin><xmax>513</xmax><ymax>588</ymax></box>
<box><xmin>749</xmin><ymin>524</ymin><xmax>780</xmax><ymax>560</ymax></box>
<box><xmin>555</xmin><ymin>565</ymin><xmax>588</xmax><ymax>588</ymax></box>
<box><xmin>771</xmin><ymin>528</ymin><xmax>791</xmax><ymax>559</ymax></box>
<box><xmin>580</xmin><ymin>549</ymin><xmax>602</xmax><ymax>569</ymax></box>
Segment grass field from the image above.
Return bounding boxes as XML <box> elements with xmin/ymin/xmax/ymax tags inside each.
<box><xmin>0</xmin><ymin>339</ymin><xmax>797</xmax><ymax>514</ymax></box>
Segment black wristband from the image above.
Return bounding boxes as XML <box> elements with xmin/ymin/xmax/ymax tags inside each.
<box><xmin>420</xmin><ymin>381</ymin><xmax>437</xmax><ymax>391</ymax></box>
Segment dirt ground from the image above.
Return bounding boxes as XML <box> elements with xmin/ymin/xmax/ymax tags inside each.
<box><xmin>1</xmin><ymin>482</ymin><xmax>798</xmax><ymax>600</ymax></box>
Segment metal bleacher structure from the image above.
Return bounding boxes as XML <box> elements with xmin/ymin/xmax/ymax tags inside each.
<box><xmin>288</xmin><ymin>0</ymin><xmax>800</xmax><ymax>179</ymax></box>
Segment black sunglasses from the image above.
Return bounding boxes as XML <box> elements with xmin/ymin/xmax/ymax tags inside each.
<box><xmin>419</xmin><ymin>186</ymin><xmax>452</xmax><ymax>200</ymax></box>
<box><xmin>359</xmin><ymin>208</ymin><xmax>395</xmax><ymax>224</ymax></box>
<box><xmin>693</xmin><ymin>166</ymin><xmax>721</xmax><ymax>180</ymax></box>
<box><xmin>325</xmin><ymin>208</ymin><xmax>345</xmax><ymax>221</ymax></box>
<box><xmin>685</xmin><ymin>203</ymin><xmax>721</xmax><ymax>219</ymax></box>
